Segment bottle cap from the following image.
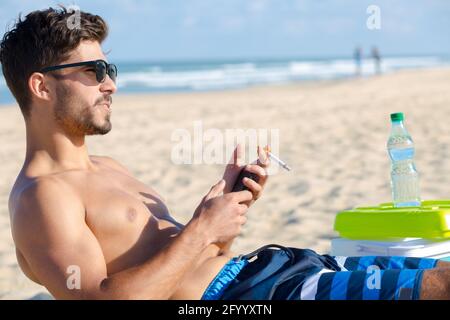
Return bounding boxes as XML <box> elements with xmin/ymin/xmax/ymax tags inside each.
<box><xmin>390</xmin><ymin>112</ymin><xmax>404</xmax><ymax>122</ymax></box>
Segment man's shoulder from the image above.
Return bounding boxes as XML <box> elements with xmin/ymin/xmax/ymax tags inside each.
<box><xmin>10</xmin><ymin>175</ymin><xmax>82</xmax><ymax>221</ymax></box>
<box><xmin>90</xmin><ymin>155</ymin><xmax>133</xmax><ymax>176</ymax></box>
<box><xmin>10</xmin><ymin>175</ymin><xmax>86</xmax><ymax>257</ymax></box>
<box><xmin>17</xmin><ymin>174</ymin><xmax>73</xmax><ymax>195</ymax></box>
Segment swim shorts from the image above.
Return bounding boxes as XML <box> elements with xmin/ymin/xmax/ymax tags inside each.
<box><xmin>201</xmin><ymin>244</ymin><xmax>438</xmax><ymax>300</ymax></box>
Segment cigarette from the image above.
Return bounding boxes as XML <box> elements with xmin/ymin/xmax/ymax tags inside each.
<box><xmin>263</xmin><ymin>146</ymin><xmax>291</xmax><ymax>171</ymax></box>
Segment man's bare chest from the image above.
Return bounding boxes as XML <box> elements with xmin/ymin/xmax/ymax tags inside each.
<box><xmin>69</xmin><ymin>167</ymin><xmax>182</xmax><ymax>270</ymax></box>
<box><xmin>82</xmin><ymin>170</ymin><xmax>171</xmax><ymax>229</ymax></box>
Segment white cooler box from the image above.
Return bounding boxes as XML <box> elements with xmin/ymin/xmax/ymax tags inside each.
<box><xmin>331</xmin><ymin>238</ymin><xmax>450</xmax><ymax>261</ymax></box>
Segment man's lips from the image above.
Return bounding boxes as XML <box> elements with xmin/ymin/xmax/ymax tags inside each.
<box><xmin>96</xmin><ymin>96</ymin><xmax>112</xmax><ymax>110</ymax></box>
<box><xmin>97</xmin><ymin>102</ymin><xmax>111</xmax><ymax>110</ymax></box>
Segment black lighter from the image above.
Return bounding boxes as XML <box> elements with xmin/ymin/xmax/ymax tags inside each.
<box><xmin>231</xmin><ymin>168</ymin><xmax>260</xmax><ymax>192</ymax></box>
<box><xmin>230</xmin><ymin>146</ymin><xmax>291</xmax><ymax>192</ymax></box>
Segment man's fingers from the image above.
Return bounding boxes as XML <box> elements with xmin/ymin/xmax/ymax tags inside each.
<box><xmin>232</xmin><ymin>190</ymin><xmax>253</xmax><ymax>203</ymax></box>
<box><xmin>244</xmin><ymin>165</ymin><xmax>268</xmax><ymax>186</ymax></box>
<box><xmin>238</xmin><ymin>204</ymin><xmax>249</xmax><ymax>215</ymax></box>
<box><xmin>257</xmin><ymin>145</ymin><xmax>270</xmax><ymax>167</ymax></box>
<box><xmin>205</xmin><ymin>179</ymin><xmax>226</xmax><ymax>200</ymax></box>
<box><xmin>228</xmin><ymin>144</ymin><xmax>243</xmax><ymax>166</ymax></box>
<box><xmin>245</xmin><ymin>164</ymin><xmax>266</xmax><ymax>177</ymax></box>
<box><xmin>243</xmin><ymin>177</ymin><xmax>262</xmax><ymax>199</ymax></box>
<box><xmin>222</xmin><ymin>144</ymin><xmax>245</xmax><ymax>193</ymax></box>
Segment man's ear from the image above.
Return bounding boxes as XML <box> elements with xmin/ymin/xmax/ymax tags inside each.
<box><xmin>28</xmin><ymin>72</ymin><xmax>51</xmax><ymax>102</ymax></box>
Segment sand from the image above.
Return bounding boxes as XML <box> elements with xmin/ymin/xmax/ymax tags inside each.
<box><xmin>1</xmin><ymin>67</ymin><xmax>449</xmax><ymax>299</ymax></box>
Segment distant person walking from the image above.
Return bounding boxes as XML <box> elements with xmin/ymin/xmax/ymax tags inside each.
<box><xmin>372</xmin><ymin>46</ymin><xmax>381</xmax><ymax>74</ymax></box>
<box><xmin>353</xmin><ymin>46</ymin><xmax>362</xmax><ymax>76</ymax></box>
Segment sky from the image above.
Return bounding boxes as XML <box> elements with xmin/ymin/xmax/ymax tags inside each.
<box><xmin>0</xmin><ymin>0</ymin><xmax>449</xmax><ymax>62</ymax></box>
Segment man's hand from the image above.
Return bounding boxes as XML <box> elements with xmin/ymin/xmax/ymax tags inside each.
<box><xmin>222</xmin><ymin>145</ymin><xmax>270</xmax><ymax>207</ymax></box>
<box><xmin>192</xmin><ymin>179</ymin><xmax>253</xmax><ymax>244</ymax></box>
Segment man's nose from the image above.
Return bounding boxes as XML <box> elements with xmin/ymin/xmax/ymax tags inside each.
<box><xmin>100</xmin><ymin>75</ymin><xmax>117</xmax><ymax>95</ymax></box>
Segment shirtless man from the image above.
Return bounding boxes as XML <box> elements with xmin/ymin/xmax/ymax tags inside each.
<box><xmin>2</xmin><ymin>8</ymin><xmax>449</xmax><ymax>300</ymax></box>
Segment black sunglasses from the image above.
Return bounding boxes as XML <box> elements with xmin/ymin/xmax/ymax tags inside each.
<box><xmin>40</xmin><ymin>59</ymin><xmax>117</xmax><ymax>83</ymax></box>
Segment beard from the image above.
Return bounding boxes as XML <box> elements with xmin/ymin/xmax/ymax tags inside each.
<box><xmin>54</xmin><ymin>85</ymin><xmax>112</xmax><ymax>136</ymax></box>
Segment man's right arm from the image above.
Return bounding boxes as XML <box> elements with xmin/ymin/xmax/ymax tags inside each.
<box><xmin>11</xmin><ymin>178</ymin><xmax>251</xmax><ymax>299</ymax></box>
<box><xmin>11</xmin><ymin>178</ymin><xmax>210</xmax><ymax>299</ymax></box>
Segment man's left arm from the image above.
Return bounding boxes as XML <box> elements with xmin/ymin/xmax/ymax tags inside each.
<box><xmin>219</xmin><ymin>145</ymin><xmax>270</xmax><ymax>253</ymax></box>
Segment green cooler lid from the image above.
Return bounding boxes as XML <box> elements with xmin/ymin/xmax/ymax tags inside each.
<box><xmin>334</xmin><ymin>200</ymin><xmax>450</xmax><ymax>240</ymax></box>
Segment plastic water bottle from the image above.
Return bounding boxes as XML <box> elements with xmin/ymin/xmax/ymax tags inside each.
<box><xmin>387</xmin><ymin>112</ymin><xmax>421</xmax><ymax>207</ymax></box>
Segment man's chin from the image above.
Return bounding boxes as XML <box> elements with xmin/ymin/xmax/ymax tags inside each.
<box><xmin>85</xmin><ymin>122</ymin><xmax>112</xmax><ymax>135</ymax></box>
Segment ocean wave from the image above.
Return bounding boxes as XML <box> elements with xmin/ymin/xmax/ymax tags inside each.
<box><xmin>382</xmin><ymin>56</ymin><xmax>442</xmax><ymax>69</ymax></box>
<box><xmin>0</xmin><ymin>56</ymin><xmax>447</xmax><ymax>100</ymax></box>
<box><xmin>117</xmin><ymin>64</ymin><xmax>295</xmax><ymax>90</ymax></box>
<box><xmin>116</xmin><ymin>56</ymin><xmax>448</xmax><ymax>92</ymax></box>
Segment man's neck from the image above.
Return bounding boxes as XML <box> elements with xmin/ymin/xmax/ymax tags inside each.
<box><xmin>24</xmin><ymin>120</ymin><xmax>95</xmax><ymax>176</ymax></box>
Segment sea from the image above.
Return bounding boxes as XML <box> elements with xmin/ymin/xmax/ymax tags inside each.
<box><xmin>1</xmin><ymin>54</ymin><xmax>449</xmax><ymax>105</ymax></box>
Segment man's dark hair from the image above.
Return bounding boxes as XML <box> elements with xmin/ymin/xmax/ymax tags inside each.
<box><xmin>0</xmin><ymin>7</ymin><xmax>108</xmax><ymax>117</ymax></box>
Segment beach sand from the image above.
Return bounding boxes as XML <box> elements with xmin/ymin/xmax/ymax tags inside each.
<box><xmin>1</xmin><ymin>67</ymin><xmax>450</xmax><ymax>299</ymax></box>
